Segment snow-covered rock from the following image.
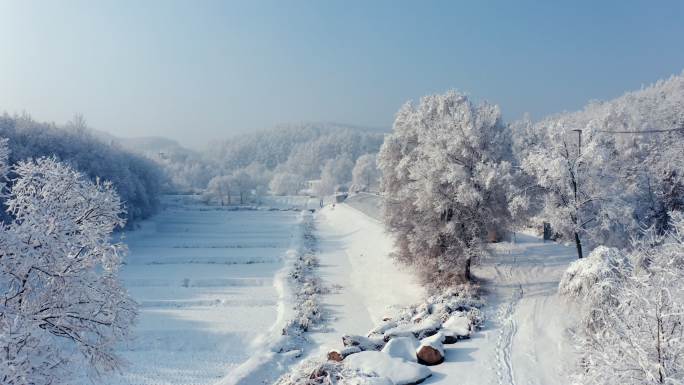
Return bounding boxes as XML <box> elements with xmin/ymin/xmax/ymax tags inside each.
<box><xmin>328</xmin><ymin>350</ymin><xmax>344</xmax><ymax>362</ymax></box>
<box><xmin>383</xmin><ymin>317</ymin><xmax>441</xmax><ymax>341</ymax></box>
<box><xmin>442</xmin><ymin>312</ymin><xmax>471</xmax><ymax>343</ymax></box>
<box><xmin>381</xmin><ymin>336</ymin><xmax>420</xmax><ymax>362</ymax></box>
<box><xmin>344</xmin><ymin>351</ymin><xmax>432</xmax><ymax>385</ymax></box>
<box><xmin>341</xmin><ymin>346</ymin><xmax>362</xmax><ymax>357</ymax></box>
<box><xmin>416</xmin><ymin>332</ymin><xmax>445</xmax><ymax>366</ymax></box>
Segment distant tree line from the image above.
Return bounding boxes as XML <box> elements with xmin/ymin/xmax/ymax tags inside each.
<box><xmin>202</xmin><ymin>123</ymin><xmax>385</xmax><ymax>204</ymax></box>
<box><xmin>0</xmin><ymin>113</ymin><xmax>167</xmax><ymax>225</ymax></box>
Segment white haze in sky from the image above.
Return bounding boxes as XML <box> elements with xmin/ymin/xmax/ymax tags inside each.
<box><xmin>1</xmin><ymin>0</ymin><xmax>683</xmax><ymax>148</ymax></box>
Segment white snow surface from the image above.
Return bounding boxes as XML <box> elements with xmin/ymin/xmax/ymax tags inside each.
<box><xmin>442</xmin><ymin>312</ymin><xmax>471</xmax><ymax>338</ymax></box>
<box><xmin>101</xmin><ymin>195</ymin><xmax>301</xmax><ymax>385</ymax></box>
<box><xmin>306</xmin><ymin>204</ymin><xmax>426</xmax><ymax>358</ymax></box>
<box><xmin>424</xmin><ymin>233</ymin><xmax>580</xmax><ymax>385</ymax></box>
<box><xmin>102</xmin><ymin>195</ymin><xmax>578</xmax><ymax>385</ymax></box>
<box><xmin>344</xmin><ymin>351</ymin><xmax>432</xmax><ymax>385</ymax></box>
<box><xmin>382</xmin><ymin>336</ymin><xmax>420</xmax><ymax>362</ymax></box>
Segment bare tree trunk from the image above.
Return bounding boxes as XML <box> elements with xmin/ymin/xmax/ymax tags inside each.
<box><xmin>574</xmin><ymin>232</ymin><xmax>583</xmax><ymax>259</ymax></box>
<box><xmin>464</xmin><ymin>257</ymin><xmax>472</xmax><ymax>281</ymax></box>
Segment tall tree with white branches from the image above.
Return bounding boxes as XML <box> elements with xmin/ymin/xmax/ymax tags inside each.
<box><xmin>378</xmin><ymin>91</ymin><xmax>515</xmax><ymax>286</ymax></box>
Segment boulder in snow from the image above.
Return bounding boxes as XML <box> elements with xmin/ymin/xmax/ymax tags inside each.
<box><xmin>416</xmin><ymin>332</ymin><xmax>445</xmax><ymax>366</ymax></box>
<box><xmin>381</xmin><ymin>336</ymin><xmax>420</xmax><ymax>362</ymax></box>
<box><xmin>442</xmin><ymin>312</ymin><xmax>471</xmax><ymax>343</ymax></box>
<box><xmin>327</xmin><ymin>350</ymin><xmax>344</xmax><ymax>362</ymax></box>
<box><xmin>344</xmin><ymin>351</ymin><xmax>432</xmax><ymax>385</ymax></box>
<box><xmin>383</xmin><ymin>317</ymin><xmax>441</xmax><ymax>341</ymax></box>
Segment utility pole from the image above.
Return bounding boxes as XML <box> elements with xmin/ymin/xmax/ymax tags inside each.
<box><xmin>571</xmin><ymin>129</ymin><xmax>583</xmax><ymax>258</ymax></box>
<box><xmin>572</xmin><ymin>129</ymin><xmax>582</xmax><ymax>157</ymax></box>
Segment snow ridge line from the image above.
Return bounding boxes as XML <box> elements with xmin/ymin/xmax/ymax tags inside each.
<box><xmin>216</xmin><ymin>210</ymin><xmax>324</xmax><ymax>385</ymax></box>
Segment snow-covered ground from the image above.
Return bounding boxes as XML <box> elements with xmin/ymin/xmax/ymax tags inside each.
<box><xmin>104</xmin><ymin>195</ymin><xmax>578</xmax><ymax>385</ymax></box>
<box><xmin>304</xmin><ymin>200</ymin><xmax>579</xmax><ymax>385</ymax></box>
<box><xmin>306</xmin><ymin>204</ymin><xmax>426</xmax><ymax>356</ymax></box>
<box><xmin>103</xmin><ymin>196</ymin><xmax>302</xmax><ymax>385</ymax></box>
<box><xmin>424</xmin><ymin>232</ymin><xmax>579</xmax><ymax>385</ymax></box>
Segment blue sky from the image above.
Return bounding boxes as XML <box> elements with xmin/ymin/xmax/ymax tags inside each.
<box><xmin>1</xmin><ymin>0</ymin><xmax>682</xmax><ymax>148</ymax></box>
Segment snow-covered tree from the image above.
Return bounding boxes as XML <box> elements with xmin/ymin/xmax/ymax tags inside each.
<box><xmin>516</xmin><ymin>74</ymin><xmax>684</xmax><ymax>257</ymax></box>
<box><xmin>518</xmin><ymin>112</ymin><xmax>632</xmax><ymax>258</ymax></box>
<box><xmin>230</xmin><ymin>163</ymin><xmax>271</xmax><ymax>204</ymax></box>
<box><xmin>378</xmin><ymin>91</ymin><xmax>515</xmax><ymax>286</ymax></box>
<box><xmin>316</xmin><ymin>155</ymin><xmax>354</xmax><ymax>197</ymax></box>
<box><xmin>561</xmin><ymin>214</ymin><xmax>684</xmax><ymax>385</ymax></box>
<box><xmin>351</xmin><ymin>153</ymin><xmax>380</xmax><ymax>192</ymax></box>
<box><xmin>0</xmin><ymin>152</ymin><xmax>136</xmax><ymax>385</ymax></box>
<box><xmin>203</xmin><ymin>175</ymin><xmax>233</xmax><ymax>206</ymax></box>
<box><xmin>0</xmin><ymin>138</ymin><xmax>8</xmax><ymax>194</ymax></box>
<box><xmin>269</xmin><ymin>172</ymin><xmax>304</xmax><ymax>196</ymax></box>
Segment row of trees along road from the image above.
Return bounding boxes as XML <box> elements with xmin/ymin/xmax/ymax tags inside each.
<box><xmin>380</xmin><ymin>74</ymin><xmax>684</xmax><ymax>288</ymax></box>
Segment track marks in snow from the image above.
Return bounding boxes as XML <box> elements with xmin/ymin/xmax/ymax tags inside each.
<box><xmin>495</xmin><ymin>283</ymin><xmax>523</xmax><ymax>385</ymax></box>
<box><xmin>492</xmin><ymin>261</ymin><xmax>524</xmax><ymax>385</ymax></box>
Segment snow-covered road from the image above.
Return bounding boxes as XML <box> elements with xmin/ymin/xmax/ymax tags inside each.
<box><xmin>325</xmin><ymin>201</ymin><xmax>578</xmax><ymax>385</ymax></box>
<box><xmin>423</xmin><ymin>233</ymin><xmax>578</xmax><ymax>385</ymax></box>
<box><xmin>306</xmin><ymin>204</ymin><xmax>425</xmax><ymax>357</ymax></box>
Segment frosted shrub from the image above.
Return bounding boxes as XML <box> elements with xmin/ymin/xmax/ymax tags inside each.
<box><xmin>563</xmin><ymin>214</ymin><xmax>684</xmax><ymax>385</ymax></box>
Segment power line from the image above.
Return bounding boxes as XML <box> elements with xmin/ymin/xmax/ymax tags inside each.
<box><xmin>598</xmin><ymin>127</ymin><xmax>684</xmax><ymax>134</ymax></box>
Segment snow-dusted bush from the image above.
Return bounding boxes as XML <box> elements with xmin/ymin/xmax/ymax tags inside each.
<box><xmin>0</xmin><ymin>148</ymin><xmax>135</xmax><ymax>384</ymax></box>
<box><xmin>378</xmin><ymin>91</ymin><xmax>515</xmax><ymax>286</ymax></box>
<box><xmin>559</xmin><ymin>246</ymin><xmax>631</xmax><ymax>308</ymax></box>
<box><xmin>274</xmin><ymin>359</ymin><xmax>386</xmax><ymax>385</ymax></box>
<box><xmin>563</xmin><ymin>214</ymin><xmax>684</xmax><ymax>385</ymax></box>
<box><xmin>280</xmin><ymin>212</ymin><xmax>326</xmax><ymax>349</ymax></box>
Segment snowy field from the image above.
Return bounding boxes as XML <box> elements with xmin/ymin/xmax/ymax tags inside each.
<box><xmin>103</xmin><ymin>195</ymin><xmax>303</xmax><ymax>385</ymax></box>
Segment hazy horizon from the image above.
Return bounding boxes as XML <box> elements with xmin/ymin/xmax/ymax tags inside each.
<box><xmin>2</xmin><ymin>0</ymin><xmax>683</xmax><ymax>149</ymax></box>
